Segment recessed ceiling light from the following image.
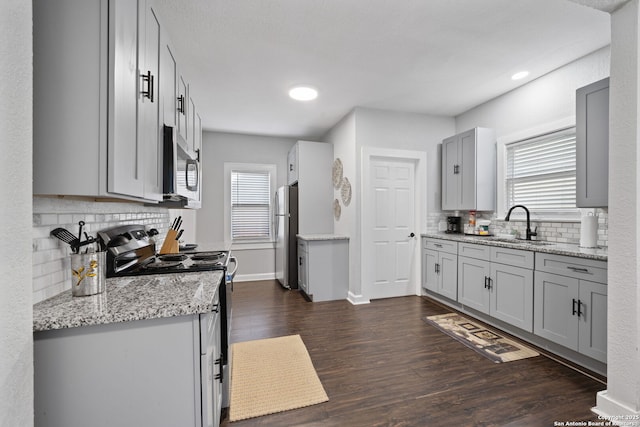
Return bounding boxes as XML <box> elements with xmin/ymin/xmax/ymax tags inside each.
<box><xmin>289</xmin><ymin>86</ymin><xmax>318</xmax><ymax>101</ymax></box>
<box><xmin>511</xmin><ymin>71</ymin><xmax>529</xmax><ymax>81</ymax></box>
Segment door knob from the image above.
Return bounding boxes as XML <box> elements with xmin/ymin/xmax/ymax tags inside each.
<box><xmin>408</xmin><ymin>232</ymin><xmax>415</xmax><ymax>238</ymax></box>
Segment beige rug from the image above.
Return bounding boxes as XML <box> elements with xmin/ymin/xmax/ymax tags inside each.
<box><xmin>424</xmin><ymin>313</ymin><xmax>539</xmax><ymax>363</ymax></box>
<box><xmin>229</xmin><ymin>334</ymin><xmax>329</xmax><ymax>422</ymax></box>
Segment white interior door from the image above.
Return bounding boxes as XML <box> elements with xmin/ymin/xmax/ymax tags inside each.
<box><xmin>368</xmin><ymin>157</ymin><xmax>417</xmax><ymax>299</ymax></box>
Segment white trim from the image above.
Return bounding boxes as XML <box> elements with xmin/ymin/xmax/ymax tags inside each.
<box><xmin>234</xmin><ymin>272</ymin><xmax>275</xmax><ymax>282</ymax></box>
<box><xmin>223</xmin><ymin>162</ymin><xmax>277</xmax><ymax>243</ymax></box>
<box><xmin>593</xmin><ymin>391</ymin><xmax>640</xmax><ymax>425</ymax></box>
<box><xmin>496</xmin><ymin>116</ymin><xmax>578</xmax><ymax>219</ymax></box>
<box><xmin>229</xmin><ymin>241</ymin><xmax>275</xmax><ymax>250</ymax></box>
<box><xmin>360</xmin><ymin>147</ymin><xmax>427</xmax><ymax>301</ymax></box>
<box><xmin>347</xmin><ymin>291</ymin><xmax>370</xmax><ymax>305</ymax></box>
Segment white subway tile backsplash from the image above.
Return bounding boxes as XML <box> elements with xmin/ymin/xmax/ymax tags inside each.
<box><xmin>429</xmin><ymin>208</ymin><xmax>608</xmax><ymax>248</ymax></box>
<box><xmin>32</xmin><ymin>196</ymin><xmax>171</xmax><ymax>304</ymax></box>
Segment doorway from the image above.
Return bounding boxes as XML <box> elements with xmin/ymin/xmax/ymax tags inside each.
<box><xmin>362</xmin><ymin>148</ymin><xmax>427</xmax><ymax>300</ymax></box>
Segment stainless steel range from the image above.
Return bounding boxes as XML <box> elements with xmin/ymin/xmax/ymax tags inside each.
<box><xmin>97</xmin><ymin>224</ymin><xmax>237</xmax><ymax>411</ymax></box>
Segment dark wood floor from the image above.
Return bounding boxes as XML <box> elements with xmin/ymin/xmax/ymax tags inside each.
<box><xmin>221</xmin><ymin>280</ymin><xmax>606</xmax><ymax>427</ymax></box>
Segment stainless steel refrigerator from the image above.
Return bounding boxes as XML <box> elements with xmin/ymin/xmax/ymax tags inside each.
<box><xmin>274</xmin><ymin>185</ymin><xmax>298</xmax><ymax>289</ymax></box>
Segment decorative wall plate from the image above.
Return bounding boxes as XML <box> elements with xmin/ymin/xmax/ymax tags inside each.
<box><xmin>341</xmin><ymin>177</ymin><xmax>352</xmax><ymax>206</ymax></box>
<box><xmin>332</xmin><ymin>158</ymin><xmax>343</xmax><ymax>189</ymax></box>
<box><xmin>333</xmin><ymin>199</ymin><xmax>341</xmax><ymax>221</ymax></box>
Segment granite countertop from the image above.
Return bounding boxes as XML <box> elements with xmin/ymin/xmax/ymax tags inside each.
<box><xmin>297</xmin><ymin>234</ymin><xmax>350</xmax><ymax>241</ymax></box>
<box><xmin>33</xmin><ymin>270</ymin><xmax>224</xmax><ymax>333</ymax></box>
<box><xmin>421</xmin><ymin>232</ymin><xmax>608</xmax><ymax>261</ymax></box>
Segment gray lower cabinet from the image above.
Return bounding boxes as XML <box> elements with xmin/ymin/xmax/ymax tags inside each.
<box><xmin>457</xmin><ymin>243</ymin><xmax>534</xmax><ymax>332</ymax></box>
<box><xmin>297</xmin><ymin>238</ymin><xmax>349</xmax><ymax>302</ymax></box>
<box><xmin>534</xmin><ymin>253</ymin><xmax>608</xmax><ymax>363</ymax></box>
<box><xmin>34</xmin><ymin>313</ymin><xmax>221</xmax><ymax>427</ymax></box>
<box><xmin>422</xmin><ymin>238</ymin><xmax>458</xmax><ymax>300</ymax></box>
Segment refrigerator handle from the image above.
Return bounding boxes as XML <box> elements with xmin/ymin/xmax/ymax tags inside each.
<box><xmin>273</xmin><ymin>191</ymin><xmax>280</xmax><ymax>239</ymax></box>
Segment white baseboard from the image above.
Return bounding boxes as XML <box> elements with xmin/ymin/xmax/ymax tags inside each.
<box><xmin>233</xmin><ymin>272</ymin><xmax>276</xmax><ymax>282</ymax></box>
<box><xmin>347</xmin><ymin>291</ymin><xmax>370</xmax><ymax>305</ymax></box>
<box><xmin>593</xmin><ymin>390</ymin><xmax>640</xmax><ymax>426</ymax></box>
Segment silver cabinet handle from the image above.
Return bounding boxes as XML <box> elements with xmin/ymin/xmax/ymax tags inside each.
<box><xmin>567</xmin><ymin>266</ymin><xmax>589</xmax><ymax>273</ymax></box>
<box><xmin>434</xmin><ymin>243</ymin><xmax>442</xmax><ymax>248</ymax></box>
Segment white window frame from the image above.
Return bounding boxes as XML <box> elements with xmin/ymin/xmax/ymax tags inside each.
<box><xmin>497</xmin><ymin>117</ymin><xmax>581</xmax><ymax>222</ymax></box>
<box><xmin>224</xmin><ymin>162</ymin><xmax>277</xmax><ymax>249</ymax></box>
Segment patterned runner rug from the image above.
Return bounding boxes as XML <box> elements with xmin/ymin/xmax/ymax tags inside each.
<box><xmin>229</xmin><ymin>334</ymin><xmax>329</xmax><ymax>422</ymax></box>
<box><xmin>424</xmin><ymin>313</ymin><xmax>539</xmax><ymax>363</ymax></box>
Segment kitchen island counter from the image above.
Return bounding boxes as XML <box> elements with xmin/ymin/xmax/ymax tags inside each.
<box><xmin>33</xmin><ymin>270</ymin><xmax>224</xmax><ymax>332</ymax></box>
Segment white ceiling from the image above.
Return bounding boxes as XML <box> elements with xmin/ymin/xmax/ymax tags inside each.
<box><xmin>152</xmin><ymin>0</ymin><xmax>611</xmax><ymax>140</ymax></box>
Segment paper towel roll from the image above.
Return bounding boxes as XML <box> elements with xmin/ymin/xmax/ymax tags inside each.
<box><xmin>580</xmin><ymin>215</ymin><xmax>598</xmax><ymax>248</ymax></box>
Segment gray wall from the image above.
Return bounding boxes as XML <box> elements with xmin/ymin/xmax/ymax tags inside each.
<box><xmin>197</xmin><ymin>131</ymin><xmax>297</xmax><ymax>281</ymax></box>
<box><xmin>1</xmin><ymin>1</ymin><xmax>34</xmax><ymax>425</ymax></box>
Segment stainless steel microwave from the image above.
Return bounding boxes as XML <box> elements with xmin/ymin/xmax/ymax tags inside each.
<box><xmin>163</xmin><ymin>125</ymin><xmax>199</xmax><ymax>205</ymax></box>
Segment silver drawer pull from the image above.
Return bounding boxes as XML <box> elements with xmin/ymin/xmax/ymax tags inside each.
<box><xmin>567</xmin><ymin>266</ymin><xmax>589</xmax><ymax>273</ymax></box>
<box><xmin>434</xmin><ymin>243</ymin><xmax>443</xmax><ymax>248</ymax></box>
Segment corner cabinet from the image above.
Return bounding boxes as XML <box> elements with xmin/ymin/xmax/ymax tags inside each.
<box><xmin>576</xmin><ymin>77</ymin><xmax>609</xmax><ymax>208</ymax></box>
<box><xmin>534</xmin><ymin>253</ymin><xmax>607</xmax><ymax>363</ymax></box>
<box><xmin>441</xmin><ymin>127</ymin><xmax>496</xmax><ymax>211</ymax></box>
<box><xmin>422</xmin><ymin>238</ymin><xmax>458</xmax><ymax>301</ymax></box>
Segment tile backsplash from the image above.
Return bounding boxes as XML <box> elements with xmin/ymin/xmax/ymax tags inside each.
<box><xmin>428</xmin><ymin>209</ymin><xmax>608</xmax><ymax>247</ymax></box>
<box><xmin>33</xmin><ymin>196</ymin><xmax>171</xmax><ymax>303</ymax></box>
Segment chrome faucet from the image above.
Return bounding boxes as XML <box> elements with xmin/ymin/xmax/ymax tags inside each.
<box><xmin>505</xmin><ymin>205</ymin><xmax>537</xmax><ymax>240</ymax></box>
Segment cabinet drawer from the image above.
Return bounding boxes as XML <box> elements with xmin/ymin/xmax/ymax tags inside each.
<box><xmin>491</xmin><ymin>247</ymin><xmax>534</xmax><ymax>269</ymax></box>
<box><xmin>535</xmin><ymin>253</ymin><xmax>607</xmax><ymax>283</ymax></box>
<box><xmin>458</xmin><ymin>242</ymin><xmax>491</xmax><ymax>261</ymax></box>
<box><xmin>423</xmin><ymin>238</ymin><xmax>457</xmax><ymax>254</ymax></box>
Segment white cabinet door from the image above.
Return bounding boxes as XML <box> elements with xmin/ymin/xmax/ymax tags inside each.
<box><xmin>140</xmin><ymin>2</ymin><xmax>162</xmax><ymax>202</ymax></box>
<box><xmin>578</xmin><ymin>280</ymin><xmax>607</xmax><ymax>363</ymax></box>
<box><xmin>534</xmin><ymin>271</ymin><xmax>580</xmax><ymax>351</ymax></box>
<box><xmin>423</xmin><ymin>248</ymin><xmax>438</xmax><ymax>293</ymax></box>
<box><xmin>441</xmin><ymin>136</ymin><xmax>459</xmax><ymax>211</ymax></box>
<box><xmin>109</xmin><ymin>0</ymin><xmax>144</xmax><ymax>198</ymax></box>
<box><xmin>458</xmin><ymin>256</ymin><xmax>490</xmax><ymax>314</ymax></box>
<box><xmin>490</xmin><ymin>263</ymin><xmax>533</xmax><ymax>332</ymax></box>
<box><xmin>160</xmin><ymin>42</ymin><xmax>177</xmax><ymax>128</ymax></box>
<box><xmin>177</xmin><ymin>74</ymin><xmax>188</xmax><ymax>142</ymax></box>
<box><xmin>297</xmin><ymin>242</ymin><xmax>308</xmax><ymax>295</ymax></box>
<box><xmin>459</xmin><ymin>130</ymin><xmax>477</xmax><ymax>210</ymax></box>
<box><xmin>188</xmin><ymin>89</ymin><xmax>196</xmax><ymax>152</ymax></box>
<box><xmin>439</xmin><ymin>252</ymin><xmax>458</xmax><ymax>301</ymax></box>
<box><xmin>576</xmin><ymin>77</ymin><xmax>609</xmax><ymax>207</ymax></box>
<box><xmin>287</xmin><ymin>144</ymin><xmax>299</xmax><ymax>185</ymax></box>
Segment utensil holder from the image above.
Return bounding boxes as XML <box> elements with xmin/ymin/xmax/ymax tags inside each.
<box><xmin>70</xmin><ymin>251</ymin><xmax>106</xmax><ymax>297</ymax></box>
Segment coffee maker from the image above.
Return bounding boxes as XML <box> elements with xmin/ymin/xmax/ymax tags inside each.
<box><xmin>446</xmin><ymin>216</ymin><xmax>462</xmax><ymax>234</ymax></box>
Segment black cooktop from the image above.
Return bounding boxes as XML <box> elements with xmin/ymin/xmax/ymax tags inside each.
<box><xmin>108</xmin><ymin>251</ymin><xmax>229</xmax><ymax>277</ymax></box>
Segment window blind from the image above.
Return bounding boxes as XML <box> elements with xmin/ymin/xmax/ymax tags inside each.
<box><xmin>505</xmin><ymin>127</ymin><xmax>576</xmax><ymax>213</ymax></box>
<box><xmin>231</xmin><ymin>170</ymin><xmax>271</xmax><ymax>240</ymax></box>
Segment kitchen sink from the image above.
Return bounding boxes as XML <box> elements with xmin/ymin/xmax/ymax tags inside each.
<box><xmin>490</xmin><ymin>238</ymin><xmax>553</xmax><ymax>246</ymax></box>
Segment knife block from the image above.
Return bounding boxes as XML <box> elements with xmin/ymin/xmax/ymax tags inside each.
<box><xmin>159</xmin><ymin>229</ymin><xmax>179</xmax><ymax>254</ymax></box>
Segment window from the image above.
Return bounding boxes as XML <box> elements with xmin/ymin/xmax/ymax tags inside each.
<box><xmin>224</xmin><ymin>163</ymin><xmax>276</xmax><ymax>244</ymax></box>
<box><xmin>504</xmin><ymin>127</ymin><xmax>577</xmax><ymax>217</ymax></box>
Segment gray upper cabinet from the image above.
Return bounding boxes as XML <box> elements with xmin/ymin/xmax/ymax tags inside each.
<box><xmin>33</xmin><ymin>0</ymin><xmax>163</xmax><ymax>202</ymax></box>
<box><xmin>441</xmin><ymin>127</ymin><xmax>496</xmax><ymax>211</ymax></box>
<box><xmin>34</xmin><ymin>0</ymin><xmax>202</xmax><ymax>206</ymax></box>
<box><xmin>576</xmin><ymin>77</ymin><xmax>609</xmax><ymax>207</ymax></box>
